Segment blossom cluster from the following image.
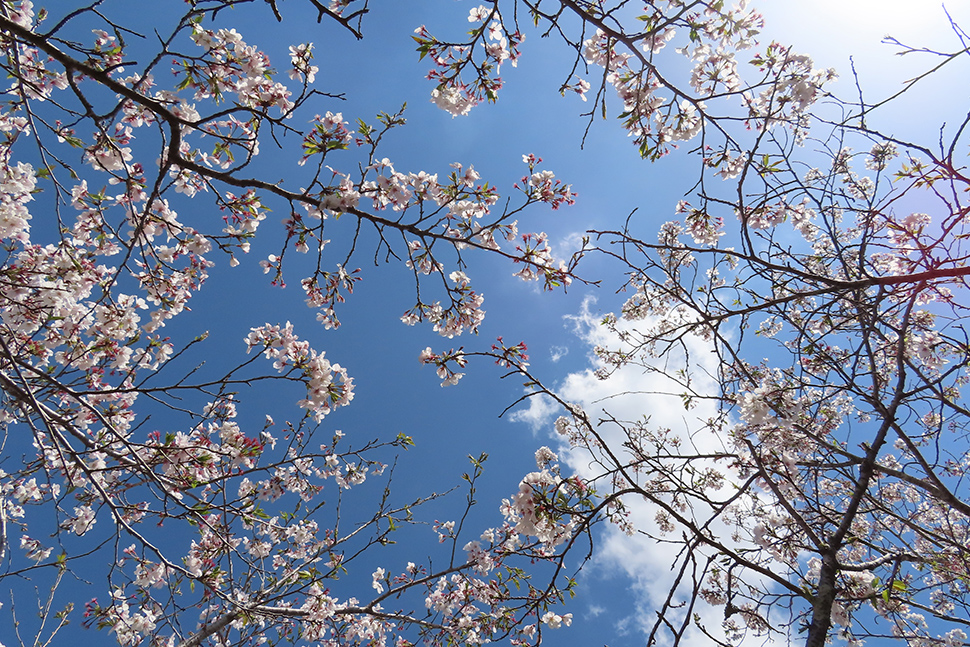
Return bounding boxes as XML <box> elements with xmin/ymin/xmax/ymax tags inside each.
<box><xmin>414</xmin><ymin>6</ymin><xmax>524</xmax><ymax>117</ymax></box>
<box><xmin>245</xmin><ymin>322</ymin><xmax>355</xmax><ymax>421</ymax></box>
<box><xmin>418</xmin><ymin>346</ymin><xmax>467</xmax><ymax>386</ymax></box>
<box><xmin>285</xmin><ymin>149</ymin><xmax>575</xmax><ymax>330</ymax></box>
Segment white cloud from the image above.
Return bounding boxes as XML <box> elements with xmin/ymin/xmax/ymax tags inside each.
<box><xmin>510</xmin><ymin>295</ymin><xmax>785</xmax><ymax>647</ymax></box>
<box><xmin>507</xmin><ymin>392</ymin><xmax>558</xmax><ymax>434</ymax></box>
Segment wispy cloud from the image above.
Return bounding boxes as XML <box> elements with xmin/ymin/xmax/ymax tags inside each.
<box><xmin>586</xmin><ymin>603</ymin><xmax>606</xmax><ymax>619</ymax></box>
<box><xmin>549</xmin><ymin>345</ymin><xmax>568</xmax><ymax>363</ymax></box>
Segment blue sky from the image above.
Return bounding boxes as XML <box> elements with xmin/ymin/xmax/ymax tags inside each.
<box><xmin>3</xmin><ymin>1</ymin><xmax>970</xmax><ymax>646</ymax></box>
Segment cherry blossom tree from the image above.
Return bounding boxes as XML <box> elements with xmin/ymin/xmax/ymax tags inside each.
<box><xmin>0</xmin><ymin>1</ymin><xmax>583</xmax><ymax>645</ymax></box>
<box><xmin>2</xmin><ymin>0</ymin><xmax>967</xmax><ymax>646</ymax></box>
<box><xmin>464</xmin><ymin>3</ymin><xmax>970</xmax><ymax>647</ymax></box>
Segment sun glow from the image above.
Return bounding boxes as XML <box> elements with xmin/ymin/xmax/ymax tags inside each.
<box><xmin>762</xmin><ymin>0</ymin><xmax>962</xmax><ymax>72</ymax></box>
<box><xmin>759</xmin><ymin>0</ymin><xmax>969</xmax><ymax>140</ymax></box>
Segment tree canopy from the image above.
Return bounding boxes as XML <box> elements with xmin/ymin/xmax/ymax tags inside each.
<box><xmin>1</xmin><ymin>1</ymin><xmax>969</xmax><ymax>647</ymax></box>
